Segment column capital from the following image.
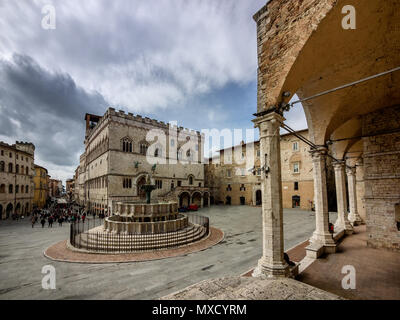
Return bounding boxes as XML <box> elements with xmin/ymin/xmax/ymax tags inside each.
<box><xmin>346</xmin><ymin>166</ymin><xmax>356</xmax><ymax>176</ymax></box>
<box><xmin>252</xmin><ymin>111</ymin><xmax>285</xmax><ymax>129</ymax></box>
<box><xmin>309</xmin><ymin>146</ymin><xmax>328</xmax><ymax>160</ymax></box>
<box><xmin>332</xmin><ymin>160</ymin><xmax>346</xmax><ymax>170</ymax></box>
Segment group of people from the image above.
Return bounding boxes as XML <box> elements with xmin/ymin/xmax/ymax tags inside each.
<box><xmin>30</xmin><ymin>203</ymin><xmax>90</xmax><ymax>228</ymax></box>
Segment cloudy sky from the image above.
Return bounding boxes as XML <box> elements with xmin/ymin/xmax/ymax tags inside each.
<box><xmin>0</xmin><ymin>0</ymin><xmax>307</xmax><ymax>184</ymax></box>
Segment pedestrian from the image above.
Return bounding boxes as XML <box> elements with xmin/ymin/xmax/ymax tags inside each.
<box><xmin>48</xmin><ymin>216</ymin><xmax>53</xmax><ymax>228</ymax></box>
<box><xmin>41</xmin><ymin>217</ymin><xmax>46</xmax><ymax>228</ymax></box>
<box><xmin>31</xmin><ymin>216</ymin><xmax>36</xmax><ymax>228</ymax></box>
<box><xmin>58</xmin><ymin>216</ymin><xmax>63</xmax><ymax>227</ymax></box>
<box><xmin>82</xmin><ymin>215</ymin><xmax>86</xmax><ymax>223</ymax></box>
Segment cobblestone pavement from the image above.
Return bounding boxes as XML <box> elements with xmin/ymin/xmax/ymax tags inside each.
<box><xmin>161</xmin><ymin>276</ymin><xmax>343</xmax><ymax>300</ymax></box>
<box><xmin>0</xmin><ymin>206</ymin><xmax>337</xmax><ymax>300</ymax></box>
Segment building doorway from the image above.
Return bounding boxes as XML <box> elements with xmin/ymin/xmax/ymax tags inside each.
<box><xmin>256</xmin><ymin>190</ymin><xmax>262</xmax><ymax>206</ymax></box>
<box><xmin>137</xmin><ymin>176</ymin><xmax>147</xmax><ymax>199</ymax></box>
<box><xmin>292</xmin><ymin>195</ymin><xmax>300</xmax><ymax>208</ymax></box>
<box><xmin>6</xmin><ymin>203</ymin><xmax>13</xmax><ymax>219</ymax></box>
<box><xmin>226</xmin><ymin>196</ymin><xmax>231</xmax><ymax>205</ymax></box>
<box><xmin>240</xmin><ymin>197</ymin><xmax>245</xmax><ymax>205</ymax></box>
<box><xmin>203</xmin><ymin>193</ymin><xmax>209</xmax><ymax>207</ymax></box>
<box><xmin>179</xmin><ymin>192</ymin><xmax>190</xmax><ymax>207</ymax></box>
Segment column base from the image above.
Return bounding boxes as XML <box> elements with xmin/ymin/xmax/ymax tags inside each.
<box><xmin>310</xmin><ymin>230</ymin><xmax>336</xmax><ymax>246</ymax></box>
<box><xmin>349</xmin><ymin>214</ymin><xmax>363</xmax><ymax>226</ymax></box>
<box><xmin>334</xmin><ymin>219</ymin><xmax>353</xmax><ymax>234</ymax></box>
<box><xmin>252</xmin><ymin>258</ymin><xmax>290</xmax><ymax>278</ymax></box>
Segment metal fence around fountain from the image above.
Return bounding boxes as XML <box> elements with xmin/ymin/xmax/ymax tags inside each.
<box><xmin>69</xmin><ymin>214</ymin><xmax>210</xmax><ymax>253</ymax></box>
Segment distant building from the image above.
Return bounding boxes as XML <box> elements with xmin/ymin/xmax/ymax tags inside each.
<box><xmin>49</xmin><ymin>179</ymin><xmax>62</xmax><ymax>198</ymax></box>
<box><xmin>0</xmin><ymin>141</ymin><xmax>35</xmax><ymax>219</ymax></box>
<box><xmin>33</xmin><ymin>165</ymin><xmax>49</xmax><ymax>209</ymax></box>
<box><xmin>205</xmin><ymin>130</ymin><xmax>322</xmax><ymax>210</ymax></box>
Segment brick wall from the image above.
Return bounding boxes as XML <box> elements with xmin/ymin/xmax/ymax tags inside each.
<box><xmin>363</xmin><ymin>105</ymin><xmax>400</xmax><ymax>251</ymax></box>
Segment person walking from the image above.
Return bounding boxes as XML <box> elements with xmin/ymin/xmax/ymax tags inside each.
<box><xmin>48</xmin><ymin>216</ymin><xmax>53</xmax><ymax>228</ymax></box>
<box><xmin>31</xmin><ymin>216</ymin><xmax>36</xmax><ymax>228</ymax></box>
<box><xmin>82</xmin><ymin>214</ymin><xmax>86</xmax><ymax>223</ymax></box>
<box><xmin>58</xmin><ymin>216</ymin><xmax>63</xmax><ymax>227</ymax></box>
<box><xmin>41</xmin><ymin>217</ymin><xmax>46</xmax><ymax>228</ymax></box>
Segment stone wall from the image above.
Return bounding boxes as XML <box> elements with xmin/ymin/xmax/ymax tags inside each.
<box><xmin>363</xmin><ymin>105</ymin><xmax>400</xmax><ymax>251</ymax></box>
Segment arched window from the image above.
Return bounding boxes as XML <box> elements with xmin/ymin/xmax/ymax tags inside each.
<box><xmin>140</xmin><ymin>142</ymin><xmax>148</xmax><ymax>155</ymax></box>
<box><xmin>8</xmin><ymin>163</ymin><xmax>13</xmax><ymax>173</ymax></box>
<box><xmin>15</xmin><ymin>185</ymin><xmax>19</xmax><ymax>193</ymax></box>
<box><xmin>16</xmin><ymin>165</ymin><xmax>19</xmax><ymax>174</ymax></box>
<box><xmin>0</xmin><ymin>161</ymin><xmax>4</xmax><ymax>172</ymax></box>
<box><xmin>26</xmin><ymin>166</ymin><xmax>28</xmax><ymax>175</ymax></box>
<box><xmin>188</xmin><ymin>175</ymin><xmax>194</xmax><ymax>185</ymax></box>
<box><xmin>0</xmin><ymin>184</ymin><xmax>5</xmax><ymax>193</ymax></box>
<box><xmin>9</xmin><ymin>184</ymin><xmax>13</xmax><ymax>194</ymax></box>
<box><xmin>121</xmin><ymin>137</ymin><xmax>133</xmax><ymax>153</ymax></box>
<box><xmin>26</xmin><ymin>185</ymin><xmax>28</xmax><ymax>193</ymax></box>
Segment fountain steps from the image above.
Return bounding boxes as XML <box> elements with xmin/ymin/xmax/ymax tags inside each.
<box><xmin>74</xmin><ymin>224</ymin><xmax>207</xmax><ymax>252</ymax></box>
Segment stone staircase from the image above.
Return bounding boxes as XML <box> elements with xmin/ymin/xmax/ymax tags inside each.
<box><xmin>74</xmin><ymin>223</ymin><xmax>208</xmax><ymax>253</ymax></box>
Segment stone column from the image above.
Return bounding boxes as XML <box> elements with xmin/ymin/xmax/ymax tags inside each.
<box><xmin>252</xmin><ymin>112</ymin><xmax>289</xmax><ymax>278</ymax></box>
<box><xmin>346</xmin><ymin>167</ymin><xmax>363</xmax><ymax>226</ymax></box>
<box><xmin>355</xmin><ymin>159</ymin><xmax>366</xmax><ymax>223</ymax></box>
<box><xmin>309</xmin><ymin>147</ymin><xmax>336</xmax><ymax>250</ymax></box>
<box><xmin>333</xmin><ymin>161</ymin><xmax>353</xmax><ymax>234</ymax></box>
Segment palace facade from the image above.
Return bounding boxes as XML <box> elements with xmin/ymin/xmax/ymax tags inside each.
<box><xmin>75</xmin><ymin>108</ymin><xmax>210</xmax><ymax>215</ymax></box>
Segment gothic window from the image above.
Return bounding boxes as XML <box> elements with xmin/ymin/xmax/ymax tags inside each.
<box><xmin>9</xmin><ymin>184</ymin><xmax>13</xmax><ymax>193</ymax></box>
<box><xmin>8</xmin><ymin>163</ymin><xmax>13</xmax><ymax>173</ymax></box>
<box><xmin>140</xmin><ymin>143</ymin><xmax>148</xmax><ymax>155</ymax></box>
<box><xmin>0</xmin><ymin>184</ymin><xmax>5</xmax><ymax>193</ymax></box>
<box><xmin>26</xmin><ymin>167</ymin><xmax>29</xmax><ymax>175</ymax></box>
<box><xmin>26</xmin><ymin>185</ymin><xmax>29</xmax><ymax>193</ymax></box>
<box><xmin>121</xmin><ymin>137</ymin><xmax>133</xmax><ymax>153</ymax></box>
<box><xmin>16</xmin><ymin>165</ymin><xmax>19</xmax><ymax>174</ymax></box>
<box><xmin>188</xmin><ymin>175</ymin><xmax>194</xmax><ymax>185</ymax></box>
<box><xmin>123</xmin><ymin>178</ymin><xmax>132</xmax><ymax>189</ymax></box>
<box><xmin>0</xmin><ymin>161</ymin><xmax>4</xmax><ymax>172</ymax></box>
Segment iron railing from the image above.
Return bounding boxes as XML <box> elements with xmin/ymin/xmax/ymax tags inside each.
<box><xmin>69</xmin><ymin>214</ymin><xmax>209</xmax><ymax>253</ymax></box>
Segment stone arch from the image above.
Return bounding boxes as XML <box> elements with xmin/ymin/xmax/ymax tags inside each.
<box><xmin>136</xmin><ymin>175</ymin><xmax>147</xmax><ymax>199</ymax></box>
<box><xmin>178</xmin><ymin>191</ymin><xmax>191</xmax><ymax>208</ymax></box>
<box><xmin>191</xmin><ymin>191</ymin><xmax>202</xmax><ymax>207</ymax></box>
